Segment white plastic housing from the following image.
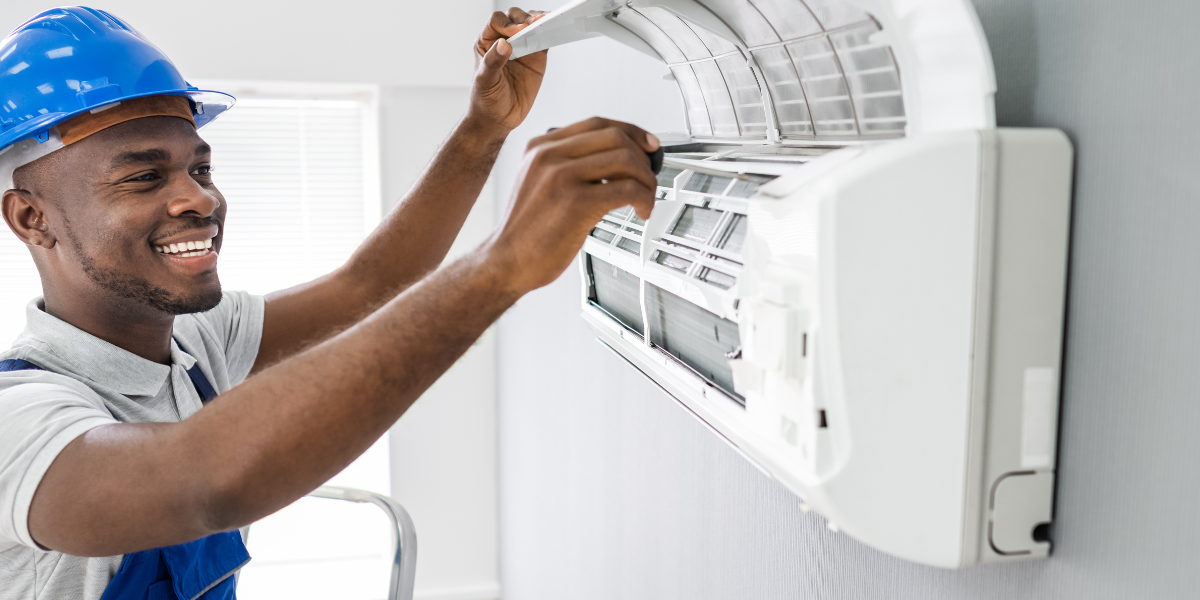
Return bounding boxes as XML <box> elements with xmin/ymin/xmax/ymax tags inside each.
<box><xmin>520</xmin><ymin>0</ymin><xmax>1074</xmax><ymax>568</ymax></box>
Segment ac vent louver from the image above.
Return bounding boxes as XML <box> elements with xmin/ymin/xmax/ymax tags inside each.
<box><xmin>609</xmin><ymin>0</ymin><xmax>905</xmax><ymax>141</ymax></box>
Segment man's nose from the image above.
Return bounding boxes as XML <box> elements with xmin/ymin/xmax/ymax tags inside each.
<box><xmin>166</xmin><ymin>173</ymin><xmax>220</xmax><ymax>218</ymax></box>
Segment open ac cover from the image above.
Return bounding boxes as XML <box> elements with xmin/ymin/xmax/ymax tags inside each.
<box><xmin>510</xmin><ymin>0</ymin><xmax>1073</xmax><ymax>568</ymax></box>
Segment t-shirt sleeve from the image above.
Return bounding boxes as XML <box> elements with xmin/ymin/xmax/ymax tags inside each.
<box><xmin>190</xmin><ymin>291</ymin><xmax>265</xmax><ymax>386</ymax></box>
<box><xmin>0</xmin><ymin>377</ymin><xmax>115</xmax><ymax>549</ymax></box>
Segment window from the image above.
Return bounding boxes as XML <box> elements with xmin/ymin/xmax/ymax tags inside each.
<box><xmin>0</xmin><ymin>226</ymin><xmax>38</xmax><ymax>347</ymax></box>
<box><xmin>196</xmin><ymin>82</ymin><xmax>383</xmax><ymax>295</ymax></box>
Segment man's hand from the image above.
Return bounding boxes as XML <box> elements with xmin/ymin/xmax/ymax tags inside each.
<box><xmin>469</xmin><ymin>8</ymin><xmax>548</xmax><ymax>135</ymax></box>
<box><xmin>251</xmin><ymin>7</ymin><xmax>550</xmax><ymax>373</ymax></box>
<box><xmin>485</xmin><ymin>117</ymin><xmax>660</xmax><ymax>293</ymax></box>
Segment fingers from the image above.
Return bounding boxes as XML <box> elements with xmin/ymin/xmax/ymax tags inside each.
<box><xmin>527</xmin><ymin>123</ymin><xmax>661</xmax><ymax>196</ymax></box>
<box><xmin>477</xmin><ymin>37</ymin><xmax>513</xmax><ymax>89</ymax></box>
<box><xmin>507</xmin><ymin>7</ymin><xmax>531</xmax><ymax>23</ymax></box>
<box><xmin>477</xmin><ymin>12</ymin><xmax>510</xmax><ymax>56</ymax></box>
<box><xmin>487</xmin><ymin>114</ymin><xmax>657</xmax><ymax>292</ymax></box>
<box><xmin>506</xmin><ymin>8</ymin><xmax>547</xmax><ymax>27</ymax></box>
<box><xmin>588</xmin><ymin>179</ymin><xmax>656</xmax><ymax>221</ymax></box>
<box><xmin>541</xmin><ymin>127</ymin><xmax>652</xmax><ymax>162</ymax></box>
<box><xmin>532</xmin><ymin>141</ymin><xmax>656</xmax><ymax>221</ymax></box>
<box><xmin>478</xmin><ymin>8</ymin><xmax>546</xmax><ymax>57</ymax></box>
<box><xmin>533</xmin><ymin>117</ymin><xmax>660</xmax><ymax>153</ymax></box>
<box><xmin>560</xmin><ymin>147</ymin><xmax>659</xmax><ymax>191</ymax></box>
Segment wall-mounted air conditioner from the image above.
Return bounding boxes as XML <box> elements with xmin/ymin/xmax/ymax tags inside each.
<box><xmin>509</xmin><ymin>0</ymin><xmax>1073</xmax><ymax>568</ymax></box>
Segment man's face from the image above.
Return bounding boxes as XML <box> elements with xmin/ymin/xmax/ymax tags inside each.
<box><xmin>18</xmin><ymin>116</ymin><xmax>226</xmax><ymax>315</ymax></box>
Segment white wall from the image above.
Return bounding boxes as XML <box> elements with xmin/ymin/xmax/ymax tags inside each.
<box><xmin>3</xmin><ymin>0</ymin><xmax>490</xmax><ymax>88</ymax></box>
<box><xmin>0</xmin><ymin>3</ymin><xmax>501</xmax><ymax>599</ymax></box>
<box><xmin>382</xmin><ymin>86</ymin><xmax>502</xmax><ymax>600</ymax></box>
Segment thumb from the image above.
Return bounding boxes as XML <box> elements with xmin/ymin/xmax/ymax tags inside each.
<box><xmin>477</xmin><ymin>38</ymin><xmax>512</xmax><ymax>88</ymax></box>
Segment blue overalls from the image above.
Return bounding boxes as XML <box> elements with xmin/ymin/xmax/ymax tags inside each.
<box><xmin>0</xmin><ymin>357</ymin><xmax>251</xmax><ymax>600</ymax></box>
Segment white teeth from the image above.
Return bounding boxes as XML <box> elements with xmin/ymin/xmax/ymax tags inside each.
<box><xmin>158</xmin><ymin>239</ymin><xmax>215</xmax><ymax>256</ymax></box>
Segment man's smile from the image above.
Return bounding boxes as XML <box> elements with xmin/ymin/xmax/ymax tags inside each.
<box><xmin>151</xmin><ymin>229</ymin><xmax>221</xmax><ymax>273</ymax></box>
<box><xmin>154</xmin><ymin>236</ymin><xmax>214</xmax><ymax>258</ymax></box>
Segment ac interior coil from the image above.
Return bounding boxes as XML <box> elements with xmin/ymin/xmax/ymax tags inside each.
<box><xmin>509</xmin><ymin>0</ymin><xmax>1073</xmax><ymax>568</ymax></box>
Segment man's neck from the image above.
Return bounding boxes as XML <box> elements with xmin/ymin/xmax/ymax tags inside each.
<box><xmin>41</xmin><ymin>291</ymin><xmax>176</xmax><ymax>365</ymax></box>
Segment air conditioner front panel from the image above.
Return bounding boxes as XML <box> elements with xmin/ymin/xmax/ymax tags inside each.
<box><xmin>528</xmin><ymin>0</ymin><xmax>1069</xmax><ymax>570</ymax></box>
<box><xmin>808</xmin><ymin>131</ymin><xmax>983</xmax><ymax>567</ymax></box>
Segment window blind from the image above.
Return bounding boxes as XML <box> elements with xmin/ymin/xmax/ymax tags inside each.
<box><xmin>0</xmin><ymin>227</ymin><xmax>39</xmax><ymax>346</ymax></box>
<box><xmin>0</xmin><ymin>95</ymin><xmax>380</xmax><ymax>348</ymax></box>
<box><xmin>200</xmin><ymin>97</ymin><xmax>379</xmax><ymax>296</ymax></box>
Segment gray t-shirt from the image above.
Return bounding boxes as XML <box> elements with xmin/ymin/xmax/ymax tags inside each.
<box><xmin>0</xmin><ymin>291</ymin><xmax>264</xmax><ymax>599</ymax></box>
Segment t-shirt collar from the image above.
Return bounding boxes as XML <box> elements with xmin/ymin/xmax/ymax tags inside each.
<box><xmin>8</xmin><ymin>298</ymin><xmax>196</xmax><ymax>397</ymax></box>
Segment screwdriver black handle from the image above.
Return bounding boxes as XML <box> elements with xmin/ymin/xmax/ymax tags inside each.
<box><xmin>547</xmin><ymin>127</ymin><xmax>665</xmax><ymax>175</ymax></box>
<box><xmin>647</xmin><ymin>146</ymin><xmax>664</xmax><ymax>175</ymax></box>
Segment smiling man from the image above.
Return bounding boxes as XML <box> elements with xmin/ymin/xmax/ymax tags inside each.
<box><xmin>0</xmin><ymin>6</ymin><xmax>658</xmax><ymax>600</ymax></box>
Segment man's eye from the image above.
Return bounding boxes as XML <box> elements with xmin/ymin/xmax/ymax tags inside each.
<box><xmin>128</xmin><ymin>172</ymin><xmax>160</xmax><ymax>183</ymax></box>
<box><xmin>193</xmin><ymin>166</ymin><xmax>213</xmax><ymax>176</ymax></box>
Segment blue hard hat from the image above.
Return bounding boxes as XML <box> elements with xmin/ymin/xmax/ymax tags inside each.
<box><xmin>0</xmin><ymin>6</ymin><xmax>234</xmax><ymax>152</ymax></box>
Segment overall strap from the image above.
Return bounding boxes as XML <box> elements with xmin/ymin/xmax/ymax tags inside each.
<box><xmin>0</xmin><ymin>358</ymin><xmax>46</xmax><ymax>373</ymax></box>
<box><xmin>1</xmin><ymin>353</ymin><xmax>217</xmax><ymax>404</ymax></box>
<box><xmin>184</xmin><ymin>365</ymin><xmax>219</xmax><ymax>404</ymax></box>
<box><xmin>171</xmin><ymin>337</ymin><xmax>219</xmax><ymax>404</ymax></box>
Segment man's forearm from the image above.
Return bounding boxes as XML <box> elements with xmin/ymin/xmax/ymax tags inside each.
<box><xmin>30</xmin><ymin>246</ymin><xmax>522</xmax><ymax>555</ymax></box>
<box><xmin>199</xmin><ymin>246</ymin><xmax>519</xmax><ymax>531</ymax></box>
<box><xmin>254</xmin><ymin>116</ymin><xmax>509</xmax><ymax>371</ymax></box>
<box><xmin>345</xmin><ymin>115</ymin><xmax>508</xmax><ymax>298</ymax></box>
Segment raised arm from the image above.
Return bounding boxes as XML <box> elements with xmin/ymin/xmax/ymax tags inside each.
<box><xmin>27</xmin><ymin>117</ymin><xmax>660</xmax><ymax>557</ymax></box>
<box><xmin>252</xmin><ymin>8</ymin><xmax>548</xmax><ymax>372</ymax></box>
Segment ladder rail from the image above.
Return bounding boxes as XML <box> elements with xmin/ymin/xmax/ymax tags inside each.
<box><xmin>305</xmin><ymin>486</ymin><xmax>418</xmax><ymax>600</ymax></box>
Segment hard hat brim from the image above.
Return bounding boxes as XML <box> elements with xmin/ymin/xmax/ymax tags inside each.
<box><xmin>0</xmin><ymin>89</ymin><xmax>236</xmax><ymax>154</ymax></box>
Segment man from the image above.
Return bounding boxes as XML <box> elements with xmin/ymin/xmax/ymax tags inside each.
<box><xmin>0</xmin><ymin>6</ymin><xmax>658</xmax><ymax>600</ymax></box>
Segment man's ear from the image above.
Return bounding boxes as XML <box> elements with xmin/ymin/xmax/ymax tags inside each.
<box><xmin>2</xmin><ymin>189</ymin><xmax>56</xmax><ymax>249</ymax></box>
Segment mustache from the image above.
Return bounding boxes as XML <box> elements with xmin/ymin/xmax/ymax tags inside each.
<box><xmin>155</xmin><ymin>217</ymin><xmax>221</xmax><ymax>240</ymax></box>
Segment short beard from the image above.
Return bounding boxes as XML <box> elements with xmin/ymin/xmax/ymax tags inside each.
<box><xmin>66</xmin><ymin>223</ymin><xmax>222</xmax><ymax>315</ymax></box>
<box><xmin>80</xmin><ymin>254</ymin><xmax>223</xmax><ymax>314</ymax></box>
